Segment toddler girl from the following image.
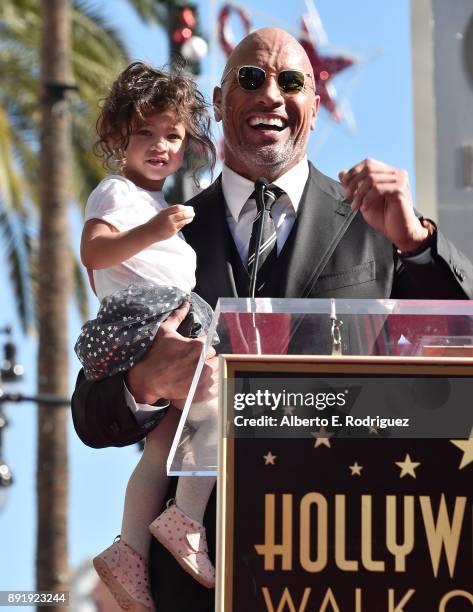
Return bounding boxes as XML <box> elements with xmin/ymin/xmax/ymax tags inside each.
<box><xmin>75</xmin><ymin>62</ymin><xmax>218</xmax><ymax>611</ymax></box>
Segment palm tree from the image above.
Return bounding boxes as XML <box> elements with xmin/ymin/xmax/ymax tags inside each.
<box><xmin>36</xmin><ymin>3</ymin><xmax>73</xmax><ymax>604</ymax></box>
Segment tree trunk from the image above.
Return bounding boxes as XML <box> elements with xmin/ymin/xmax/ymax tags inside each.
<box><xmin>37</xmin><ymin>1</ymin><xmax>72</xmax><ymax>609</ymax></box>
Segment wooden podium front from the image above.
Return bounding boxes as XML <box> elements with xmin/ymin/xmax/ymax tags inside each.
<box><xmin>217</xmin><ymin>356</ymin><xmax>473</xmax><ymax>612</ymax></box>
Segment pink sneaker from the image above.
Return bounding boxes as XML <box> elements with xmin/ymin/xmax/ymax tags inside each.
<box><xmin>149</xmin><ymin>502</ymin><xmax>215</xmax><ymax>589</ymax></box>
<box><xmin>93</xmin><ymin>537</ymin><xmax>154</xmax><ymax>612</ymax></box>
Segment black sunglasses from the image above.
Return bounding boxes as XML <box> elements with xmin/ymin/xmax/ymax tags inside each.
<box><xmin>221</xmin><ymin>65</ymin><xmax>314</xmax><ymax>95</ymax></box>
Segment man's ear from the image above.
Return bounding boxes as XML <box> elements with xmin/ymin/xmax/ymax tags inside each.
<box><xmin>310</xmin><ymin>95</ymin><xmax>320</xmax><ymax>131</ymax></box>
<box><xmin>213</xmin><ymin>86</ymin><xmax>222</xmax><ymax>122</ymax></box>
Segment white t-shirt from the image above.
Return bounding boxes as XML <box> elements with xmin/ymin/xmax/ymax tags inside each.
<box><xmin>84</xmin><ymin>175</ymin><xmax>196</xmax><ymax>301</ymax></box>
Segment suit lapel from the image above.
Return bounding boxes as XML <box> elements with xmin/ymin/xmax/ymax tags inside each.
<box><xmin>280</xmin><ymin>162</ymin><xmax>357</xmax><ymax>297</ymax></box>
<box><xmin>183</xmin><ymin>176</ymin><xmax>237</xmax><ymax>308</ymax></box>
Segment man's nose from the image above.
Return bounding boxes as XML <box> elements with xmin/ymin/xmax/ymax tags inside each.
<box><xmin>256</xmin><ymin>75</ymin><xmax>284</xmax><ymax>105</ymax></box>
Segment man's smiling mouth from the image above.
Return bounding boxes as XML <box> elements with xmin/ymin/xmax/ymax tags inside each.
<box><xmin>247</xmin><ymin>116</ymin><xmax>287</xmax><ymax>132</ymax></box>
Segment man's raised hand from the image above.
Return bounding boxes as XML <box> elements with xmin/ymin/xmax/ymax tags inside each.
<box><xmin>339</xmin><ymin>158</ymin><xmax>429</xmax><ymax>253</ymax></box>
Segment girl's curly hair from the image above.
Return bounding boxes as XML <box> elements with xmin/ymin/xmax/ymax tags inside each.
<box><xmin>94</xmin><ymin>62</ymin><xmax>216</xmax><ymax>185</ymax></box>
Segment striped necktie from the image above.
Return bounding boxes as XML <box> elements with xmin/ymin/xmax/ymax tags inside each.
<box><xmin>247</xmin><ymin>185</ymin><xmax>284</xmax><ymax>292</ymax></box>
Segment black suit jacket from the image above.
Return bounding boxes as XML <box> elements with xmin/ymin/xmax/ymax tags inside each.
<box><xmin>71</xmin><ymin>164</ymin><xmax>473</xmax><ymax>612</ymax></box>
<box><xmin>184</xmin><ymin>163</ymin><xmax>472</xmax><ymax>307</ymax></box>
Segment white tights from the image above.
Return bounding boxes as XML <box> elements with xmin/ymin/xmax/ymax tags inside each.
<box><xmin>121</xmin><ymin>399</ymin><xmax>218</xmax><ymax>559</ymax></box>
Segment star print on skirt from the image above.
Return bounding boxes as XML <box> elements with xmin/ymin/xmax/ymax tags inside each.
<box><xmin>74</xmin><ymin>282</ymin><xmax>216</xmax><ymax>381</ymax></box>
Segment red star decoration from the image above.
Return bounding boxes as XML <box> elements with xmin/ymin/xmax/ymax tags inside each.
<box><xmin>299</xmin><ymin>20</ymin><xmax>354</xmax><ymax>121</ymax></box>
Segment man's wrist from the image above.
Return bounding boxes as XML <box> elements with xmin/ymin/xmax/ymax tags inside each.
<box><xmin>125</xmin><ymin>366</ymin><xmax>163</xmax><ymax>405</ymax></box>
<box><xmin>396</xmin><ymin>217</ymin><xmax>437</xmax><ymax>256</ymax></box>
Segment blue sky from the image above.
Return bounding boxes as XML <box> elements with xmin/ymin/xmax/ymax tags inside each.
<box><xmin>0</xmin><ymin>0</ymin><xmax>412</xmax><ymax>604</ymax></box>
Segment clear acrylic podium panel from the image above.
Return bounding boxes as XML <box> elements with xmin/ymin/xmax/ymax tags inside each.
<box><xmin>167</xmin><ymin>298</ymin><xmax>473</xmax><ymax>476</ymax></box>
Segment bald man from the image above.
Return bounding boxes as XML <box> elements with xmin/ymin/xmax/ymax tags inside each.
<box><xmin>72</xmin><ymin>28</ymin><xmax>473</xmax><ymax>611</ymax></box>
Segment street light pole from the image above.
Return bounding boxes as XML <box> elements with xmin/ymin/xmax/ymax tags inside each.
<box><xmin>0</xmin><ymin>405</ymin><xmax>13</xmax><ymax>487</ymax></box>
<box><xmin>0</xmin><ymin>327</ymin><xmax>70</xmax><ymax>512</ymax></box>
<box><xmin>0</xmin><ymin>326</ymin><xmax>21</xmax><ymax>496</ymax></box>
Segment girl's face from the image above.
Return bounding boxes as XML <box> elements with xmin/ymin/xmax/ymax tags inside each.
<box><xmin>123</xmin><ymin>110</ymin><xmax>187</xmax><ymax>191</ymax></box>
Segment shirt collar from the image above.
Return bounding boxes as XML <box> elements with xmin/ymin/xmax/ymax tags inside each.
<box><xmin>222</xmin><ymin>157</ymin><xmax>309</xmax><ymax>223</ymax></box>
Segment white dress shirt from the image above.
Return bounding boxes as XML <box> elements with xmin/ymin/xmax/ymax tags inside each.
<box><xmin>222</xmin><ymin>157</ymin><xmax>309</xmax><ymax>266</ymax></box>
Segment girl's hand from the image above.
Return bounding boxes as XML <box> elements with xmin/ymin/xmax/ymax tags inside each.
<box><xmin>147</xmin><ymin>204</ymin><xmax>195</xmax><ymax>241</ymax></box>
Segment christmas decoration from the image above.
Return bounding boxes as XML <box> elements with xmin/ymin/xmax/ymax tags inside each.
<box><xmin>218</xmin><ymin>3</ymin><xmax>251</xmax><ymax>58</ymax></box>
<box><xmin>299</xmin><ymin>17</ymin><xmax>353</xmax><ymax>121</ymax></box>
<box><xmin>181</xmin><ymin>36</ymin><xmax>208</xmax><ymax>62</ymax></box>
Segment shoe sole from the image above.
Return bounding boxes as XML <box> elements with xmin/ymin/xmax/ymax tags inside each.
<box><xmin>93</xmin><ymin>556</ymin><xmax>153</xmax><ymax>612</ymax></box>
<box><xmin>149</xmin><ymin>523</ymin><xmax>215</xmax><ymax>589</ymax></box>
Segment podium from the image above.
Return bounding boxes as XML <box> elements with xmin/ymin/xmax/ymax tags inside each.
<box><xmin>167</xmin><ymin>299</ymin><xmax>473</xmax><ymax>611</ymax></box>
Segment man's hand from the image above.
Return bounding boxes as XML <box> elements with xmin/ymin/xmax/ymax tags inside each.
<box><xmin>339</xmin><ymin>159</ymin><xmax>429</xmax><ymax>253</ymax></box>
<box><xmin>125</xmin><ymin>302</ymin><xmax>218</xmax><ymax>405</ymax></box>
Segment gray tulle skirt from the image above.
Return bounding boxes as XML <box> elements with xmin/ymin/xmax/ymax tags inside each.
<box><xmin>75</xmin><ymin>282</ymin><xmax>216</xmax><ymax>381</ymax></box>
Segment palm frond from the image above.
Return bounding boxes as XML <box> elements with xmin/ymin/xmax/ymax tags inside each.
<box><xmin>9</xmin><ymin>128</ymin><xmax>39</xmax><ymax>204</ymax></box>
<box><xmin>0</xmin><ymin>106</ymin><xmax>28</xmax><ymax>214</ymax></box>
<box><xmin>122</xmin><ymin>0</ymin><xmax>168</xmax><ymax>25</ymax></box>
<box><xmin>0</xmin><ymin>209</ymin><xmax>35</xmax><ymax>332</ymax></box>
<box><xmin>73</xmin><ymin>3</ymin><xmax>128</xmax><ymax>65</ymax></box>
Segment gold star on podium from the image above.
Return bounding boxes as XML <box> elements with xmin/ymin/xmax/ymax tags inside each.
<box><xmin>263</xmin><ymin>451</ymin><xmax>276</xmax><ymax>465</ymax></box>
<box><xmin>450</xmin><ymin>427</ymin><xmax>473</xmax><ymax>469</ymax></box>
<box><xmin>395</xmin><ymin>453</ymin><xmax>421</xmax><ymax>479</ymax></box>
<box><xmin>349</xmin><ymin>462</ymin><xmax>363</xmax><ymax>476</ymax></box>
<box><xmin>311</xmin><ymin>426</ymin><xmax>334</xmax><ymax>448</ymax></box>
